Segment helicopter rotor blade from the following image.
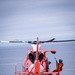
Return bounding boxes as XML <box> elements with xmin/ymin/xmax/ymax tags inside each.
<box><xmin>0</xmin><ymin>39</ymin><xmax>75</xmax><ymax>44</ymax></box>
<box><xmin>9</xmin><ymin>41</ymin><xmax>24</xmax><ymax>43</ymax></box>
<box><xmin>0</xmin><ymin>40</ymin><xmax>37</xmax><ymax>44</ymax></box>
<box><xmin>0</xmin><ymin>41</ymin><xmax>24</xmax><ymax>43</ymax></box>
<box><xmin>25</xmin><ymin>38</ymin><xmax>55</xmax><ymax>44</ymax></box>
<box><xmin>0</xmin><ymin>41</ymin><xmax>10</xmax><ymax>43</ymax></box>
<box><xmin>40</xmin><ymin>38</ymin><xmax>55</xmax><ymax>43</ymax></box>
<box><xmin>52</xmin><ymin>39</ymin><xmax>75</xmax><ymax>42</ymax></box>
<box><xmin>25</xmin><ymin>41</ymin><xmax>33</xmax><ymax>44</ymax></box>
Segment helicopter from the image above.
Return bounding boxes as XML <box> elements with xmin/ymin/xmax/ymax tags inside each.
<box><xmin>1</xmin><ymin>37</ymin><xmax>75</xmax><ymax>75</ymax></box>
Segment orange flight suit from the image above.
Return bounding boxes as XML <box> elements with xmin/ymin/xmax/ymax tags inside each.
<box><xmin>53</xmin><ymin>62</ymin><xmax>63</xmax><ymax>72</ymax></box>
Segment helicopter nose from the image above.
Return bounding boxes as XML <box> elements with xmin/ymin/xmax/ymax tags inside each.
<box><xmin>28</xmin><ymin>64</ymin><xmax>44</xmax><ymax>72</ymax></box>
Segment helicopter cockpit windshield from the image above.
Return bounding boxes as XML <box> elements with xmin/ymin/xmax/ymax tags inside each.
<box><xmin>28</xmin><ymin>52</ymin><xmax>44</xmax><ymax>63</ymax></box>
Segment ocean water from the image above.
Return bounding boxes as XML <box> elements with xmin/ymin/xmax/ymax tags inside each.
<box><xmin>0</xmin><ymin>42</ymin><xmax>75</xmax><ymax>75</ymax></box>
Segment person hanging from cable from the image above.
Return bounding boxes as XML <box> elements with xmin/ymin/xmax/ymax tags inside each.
<box><xmin>49</xmin><ymin>58</ymin><xmax>63</xmax><ymax>75</ymax></box>
<box><xmin>53</xmin><ymin>58</ymin><xmax>63</xmax><ymax>72</ymax></box>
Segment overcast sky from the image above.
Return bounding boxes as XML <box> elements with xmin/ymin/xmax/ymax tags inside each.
<box><xmin>0</xmin><ymin>0</ymin><xmax>75</xmax><ymax>41</ymax></box>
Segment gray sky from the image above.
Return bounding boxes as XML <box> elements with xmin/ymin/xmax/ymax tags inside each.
<box><xmin>0</xmin><ymin>1</ymin><xmax>75</xmax><ymax>75</ymax></box>
<box><xmin>0</xmin><ymin>0</ymin><xmax>75</xmax><ymax>41</ymax></box>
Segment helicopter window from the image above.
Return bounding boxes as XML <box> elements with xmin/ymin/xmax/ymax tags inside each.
<box><xmin>28</xmin><ymin>53</ymin><xmax>34</xmax><ymax>63</ymax></box>
<box><xmin>29</xmin><ymin>53</ymin><xmax>33</xmax><ymax>59</ymax></box>
<box><xmin>28</xmin><ymin>52</ymin><xmax>44</xmax><ymax>63</ymax></box>
<box><xmin>39</xmin><ymin>53</ymin><xmax>44</xmax><ymax>62</ymax></box>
